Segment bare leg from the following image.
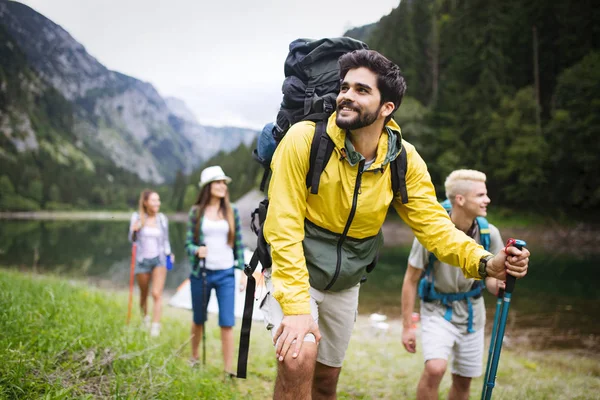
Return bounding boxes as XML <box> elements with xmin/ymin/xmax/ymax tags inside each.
<box><xmin>221</xmin><ymin>326</ymin><xmax>234</xmax><ymax>373</ymax></box>
<box><xmin>274</xmin><ymin>342</ymin><xmax>318</xmax><ymax>400</ymax></box>
<box><xmin>417</xmin><ymin>359</ymin><xmax>448</xmax><ymax>400</ymax></box>
<box><xmin>191</xmin><ymin>322</ymin><xmax>204</xmax><ymax>360</ymax></box>
<box><xmin>136</xmin><ymin>272</ymin><xmax>151</xmax><ymax>316</ymax></box>
<box><xmin>150</xmin><ymin>266</ymin><xmax>167</xmax><ymax>323</ymax></box>
<box><xmin>448</xmin><ymin>374</ymin><xmax>471</xmax><ymax>400</ymax></box>
<box><xmin>312</xmin><ymin>361</ymin><xmax>341</xmax><ymax>400</ymax></box>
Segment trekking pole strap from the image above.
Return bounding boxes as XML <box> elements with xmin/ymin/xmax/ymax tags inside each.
<box><xmin>237</xmin><ymin>249</ymin><xmax>261</xmax><ymax>379</ymax></box>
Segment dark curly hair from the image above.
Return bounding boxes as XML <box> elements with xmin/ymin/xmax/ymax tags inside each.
<box><xmin>338</xmin><ymin>50</ymin><xmax>407</xmax><ymax>121</ymax></box>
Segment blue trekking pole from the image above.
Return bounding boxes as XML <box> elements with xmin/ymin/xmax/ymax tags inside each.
<box><xmin>482</xmin><ymin>239</ymin><xmax>527</xmax><ymax>400</ymax></box>
<box><xmin>482</xmin><ymin>282</ymin><xmax>503</xmax><ymax>395</ymax></box>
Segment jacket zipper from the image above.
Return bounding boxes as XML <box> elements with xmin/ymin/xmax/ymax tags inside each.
<box><xmin>325</xmin><ymin>159</ymin><xmax>365</xmax><ymax>290</ymax></box>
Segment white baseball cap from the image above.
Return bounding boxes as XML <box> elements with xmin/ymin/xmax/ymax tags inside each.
<box><xmin>198</xmin><ymin>165</ymin><xmax>232</xmax><ymax>189</ymax></box>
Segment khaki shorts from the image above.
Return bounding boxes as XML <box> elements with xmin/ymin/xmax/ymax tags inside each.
<box><xmin>421</xmin><ymin>315</ymin><xmax>484</xmax><ymax>378</ymax></box>
<box><xmin>260</xmin><ymin>275</ymin><xmax>359</xmax><ymax>368</ymax></box>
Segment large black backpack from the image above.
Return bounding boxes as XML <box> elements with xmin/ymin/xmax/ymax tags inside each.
<box><xmin>255</xmin><ymin>37</ymin><xmax>368</xmax><ymax>192</ymax></box>
<box><xmin>237</xmin><ymin>37</ymin><xmax>409</xmax><ymax>379</ymax></box>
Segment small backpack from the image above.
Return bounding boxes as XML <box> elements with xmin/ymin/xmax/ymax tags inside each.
<box><xmin>237</xmin><ymin>37</ymin><xmax>409</xmax><ymax>379</ymax></box>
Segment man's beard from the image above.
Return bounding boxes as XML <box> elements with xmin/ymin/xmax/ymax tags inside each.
<box><xmin>335</xmin><ymin>102</ymin><xmax>381</xmax><ymax>130</ymax></box>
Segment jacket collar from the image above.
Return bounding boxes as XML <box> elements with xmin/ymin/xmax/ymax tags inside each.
<box><xmin>326</xmin><ymin>112</ymin><xmax>403</xmax><ymax>170</ymax></box>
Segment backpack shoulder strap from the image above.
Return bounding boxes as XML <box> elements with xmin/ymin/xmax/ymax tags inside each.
<box><xmin>306</xmin><ymin>120</ymin><xmax>335</xmax><ymax>194</ymax></box>
<box><xmin>390</xmin><ymin>143</ymin><xmax>409</xmax><ymax>204</ymax></box>
<box><xmin>424</xmin><ymin>200</ymin><xmax>452</xmax><ymax>277</ymax></box>
<box><xmin>475</xmin><ymin>216</ymin><xmax>491</xmax><ymax>251</ymax></box>
<box><xmin>440</xmin><ymin>199</ymin><xmax>452</xmax><ymax>212</ymax></box>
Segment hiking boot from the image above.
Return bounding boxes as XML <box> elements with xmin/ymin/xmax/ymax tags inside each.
<box><xmin>143</xmin><ymin>315</ymin><xmax>151</xmax><ymax>329</ymax></box>
<box><xmin>150</xmin><ymin>322</ymin><xmax>161</xmax><ymax>337</ymax></box>
<box><xmin>188</xmin><ymin>358</ymin><xmax>199</xmax><ymax>368</ymax></box>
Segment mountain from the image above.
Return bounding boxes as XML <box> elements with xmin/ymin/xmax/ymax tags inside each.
<box><xmin>0</xmin><ymin>1</ymin><xmax>257</xmax><ymax>184</ymax></box>
<box><xmin>0</xmin><ymin>21</ymin><xmax>147</xmax><ymax>211</ymax></box>
<box><xmin>165</xmin><ymin>97</ymin><xmax>199</xmax><ymax>124</ymax></box>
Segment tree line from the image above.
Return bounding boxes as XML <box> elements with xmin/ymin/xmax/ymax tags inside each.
<box><xmin>359</xmin><ymin>0</ymin><xmax>599</xmax><ymax>218</ymax></box>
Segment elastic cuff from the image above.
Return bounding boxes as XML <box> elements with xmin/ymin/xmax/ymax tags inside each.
<box><xmin>280</xmin><ymin>302</ymin><xmax>311</xmax><ymax>315</ymax></box>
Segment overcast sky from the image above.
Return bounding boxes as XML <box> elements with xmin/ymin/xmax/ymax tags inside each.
<box><xmin>19</xmin><ymin>0</ymin><xmax>398</xmax><ymax>129</ymax></box>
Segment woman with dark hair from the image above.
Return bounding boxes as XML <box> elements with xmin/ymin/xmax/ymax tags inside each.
<box><xmin>128</xmin><ymin>189</ymin><xmax>173</xmax><ymax>337</ymax></box>
<box><xmin>185</xmin><ymin>166</ymin><xmax>246</xmax><ymax>373</ymax></box>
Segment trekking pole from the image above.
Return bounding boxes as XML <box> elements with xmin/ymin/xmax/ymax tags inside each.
<box><xmin>482</xmin><ymin>283</ymin><xmax>503</xmax><ymax>395</ymax></box>
<box><xmin>482</xmin><ymin>239</ymin><xmax>527</xmax><ymax>400</ymax></box>
<box><xmin>126</xmin><ymin>242</ymin><xmax>137</xmax><ymax>325</ymax></box>
<box><xmin>196</xmin><ymin>244</ymin><xmax>207</xmax><ymax>367</ymax></box>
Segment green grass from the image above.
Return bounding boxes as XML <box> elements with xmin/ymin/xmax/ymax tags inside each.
<box><xmin>1</xmin><ymin>270</ymin><xmax>598</xmax><ymax>399</ymax></box>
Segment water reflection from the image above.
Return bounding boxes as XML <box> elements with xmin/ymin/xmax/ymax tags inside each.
<box><xmin>0</xmin><ymin>220</ymin><xmax>191</xmax><ymax>290</ymax></box>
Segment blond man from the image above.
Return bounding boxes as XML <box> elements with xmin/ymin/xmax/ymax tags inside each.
<box><xmin>401</xmin><ymin>170</ymin><xmax>506</xmax><ymax>400</ymax></box>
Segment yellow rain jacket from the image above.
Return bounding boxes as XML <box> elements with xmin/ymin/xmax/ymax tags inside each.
<box><xmin>264</xmin><ymin>113</ymin><xmax>492</xmax><ymax>315</ymax></box>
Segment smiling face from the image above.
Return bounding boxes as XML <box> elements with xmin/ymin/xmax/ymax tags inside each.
<box><xmin>210</xmin><ymin>180</ymin><xmax>228</xmax><ymax>199</ymax></box>
<box><xmin>144</xmin><ymin>192</ymin><xmax>161</xmax><ymax>215</ymax></box>
<box><xmin>335</xmin><ymin>67</ymin><xmax>393</xmax><ymax>130</ymax></box>
<box><xmin>459</xmin><ymin>181</ymin><xmax>491</xmax><ymax>218</ymax></box>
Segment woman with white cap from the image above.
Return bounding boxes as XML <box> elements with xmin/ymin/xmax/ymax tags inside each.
<box><xmin>184</xmin><ymin>165</ymin><xmax>246</xmax><ymax>374</ymax></box>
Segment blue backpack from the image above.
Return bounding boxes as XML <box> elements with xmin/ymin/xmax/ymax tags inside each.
<box><xmin>417</xmin><ymin>199</ymin><xmax>490</xmax><ymax>333</ymax></box>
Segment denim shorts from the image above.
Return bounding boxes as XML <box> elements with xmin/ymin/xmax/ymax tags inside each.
<box><xmin>135</xmin><ymin>256</ymin><xmax>162</xmax><ymax>275</ymax></box>
<box><xmin>190</xmin><ymin>267</ymin><xmax>235</xmax><ymax>327</ymax></box>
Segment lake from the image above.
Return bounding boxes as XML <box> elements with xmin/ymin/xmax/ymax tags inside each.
<box><xmin>1</xmin><ymin>218</ymin><xmax>598</xmax><ymax>353</ymax></box>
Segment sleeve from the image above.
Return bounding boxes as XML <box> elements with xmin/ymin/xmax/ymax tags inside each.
<box><xmin>263</xmin><ymin>123</ymin><xmax>313</xmax><ymax>315</ymax></box>
<box><xmin>185</xmin><ymin>208</ymin><xmax>200</xmax><ymax>257</ymax></box>
<box><xmin>488</xmin><ymin>224</ymin><xmax>504</xmax><ymax>255</ymax></box>
<box><xmin>392</xmin><ymin>144</ymin><xmax>492</xmax><ymax>279</ymax></box>
<box><xmin>128</xmin><ymin>212</ymin><xmax>138</xmax><ymax>242</ymax></box>
<box><xmin>161</xmin><ymin>213</ymin><xmax>172</xmax><ymax>255</ymax></box>
<box><xmin>407</xmin><ymin>237</ymin><xmax>428</xmax><ymax>270</ymax></box>
<box><xmin>232</xmin><ymin>206</ymin><xmax>245</xmax><ymax>270</ymax></box>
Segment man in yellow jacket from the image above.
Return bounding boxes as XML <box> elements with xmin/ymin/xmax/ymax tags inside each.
<box><xmin>262</xmin><ymin>49</ymin><xmax>530</xmax><ymax>399</ymax></box>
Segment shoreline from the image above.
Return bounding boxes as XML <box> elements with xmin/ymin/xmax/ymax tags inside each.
<box><xmin>3</xmin><ymin>210</ymin><xmax>599</xmax><ymax>254</ymax></box>
<box><xmin>0</xmin><ymin>211</ymin><xmax>189</xmax><ymax>223</ymax></box>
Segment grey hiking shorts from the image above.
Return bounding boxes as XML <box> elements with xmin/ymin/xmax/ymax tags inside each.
<box><xmin>260</xmin><ymin>271</ymin><xmax>359</xmax><ymax>368</ymax></box>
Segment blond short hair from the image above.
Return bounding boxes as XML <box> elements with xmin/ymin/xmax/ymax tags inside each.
<box><xmin>445</xmin><ymin>169</ymin><xmax>487</xmax><ymax>204</ymax></box>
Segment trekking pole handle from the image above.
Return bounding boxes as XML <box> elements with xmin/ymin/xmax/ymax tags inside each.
<box><xmin>197</xmin><ymin>242</ymin><xmax>206</xmax><ymax>269</ymax></box>
<box><xmin>504</xmin><ymin>239</ymin><xmax>527</xmax><ymax>294</ymax></box>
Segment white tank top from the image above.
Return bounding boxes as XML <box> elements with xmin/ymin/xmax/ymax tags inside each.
<box><xmin>139</xmin><ymin>226</ymin><xmax>161</xmax><ymax>259</ymax></box>
<box><xmin>202</xmin><ymin>218</ymin><xmax>234</xmax><ymax>270</ymax></box>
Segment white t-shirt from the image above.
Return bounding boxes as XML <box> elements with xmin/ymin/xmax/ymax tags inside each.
<box><xmin>408</xmin><ymin>222</ymin><xmax>503</xmax><ymax>333</ymax></box>
<box><xmin>202</xmin><ymin>218</ymin><xmax>234</xmax><ymax>270</ymax></box>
